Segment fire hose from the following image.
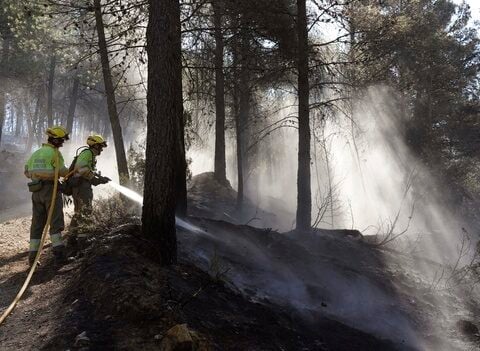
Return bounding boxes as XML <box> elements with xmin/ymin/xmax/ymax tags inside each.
<box><xmin>0</xmin><ymin>149</ymin><xmax>61</xmax><ymax>325</ymax></box>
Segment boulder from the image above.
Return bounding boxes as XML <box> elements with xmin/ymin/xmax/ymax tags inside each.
<box><xmin>160</xmin><ymin>324</ymin><xmax>211</xmax><ymax>351</ymax></box>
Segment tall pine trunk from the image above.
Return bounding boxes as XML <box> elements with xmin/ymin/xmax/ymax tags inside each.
<box><xmin>175</xmin><ymin>111</ymin><xmax>188</xmax><ymax>218</ymax></box>
<box><xmin>0</xmin><ymin>29</ymin><xmax>10</xmax><ymax>147</ymax></box>
<box><xmin>234</xmin><ymin>87</ymin><xmax>244</xmax><ymax>209</ymax></box>
<box><xmin>94</xmin><ymin>0</ymin><xmax>130</xmax><ymax>184</ymax></box>
<box><xmin>66</xmin><ymin>75</ymin><xmax>80</xmax><ymax>133</ymax></box>
<box><xmin>33</xmin><ymin>87</ymin><xmax>44</xmax><ymax>148</ymax></box>
<box><xmin>232</xmin><ymin>29</ymin><xmax>244</xmax><ymax>209</ymax></box>
<box><xmin>236</xmin><ymin>65</ymin><xmax>250</xmax><ymax>209</ymax></box>
<box><xmin>213</xmin><ymin>0</ymin><xmax>227</xmax><ymax>184</ymax></box>
<box><xmin>47</xmin><ymin>55</ymin><xmax>56</xmax><ymax>127</ymax></box>
<box><xmin>142</xmin><ymin>0</ymin><xmax>183</xmax><ymax>265</ymax></box>
<box><xmin>15</xmin><ymin>104</ymin><xmax>22</xmax><ymax>137</ymax></box>
<box><xmin>0</xmin><ymin>94</ymin><xmax>5</xmax><ymax>147</ymax></box>
<box><xmin>295</xmin><ymin>0</ymin><xmax>311</xmax><ymax>231</ymax></box>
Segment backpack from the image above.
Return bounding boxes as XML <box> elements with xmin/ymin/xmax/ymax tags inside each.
<box><xmin>61</xmin><ymin>147</ymin><xmax>93</xmax><ymax>196</ymax></box>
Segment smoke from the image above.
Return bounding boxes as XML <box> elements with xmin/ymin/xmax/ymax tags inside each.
<box><xmin>326</xmin><ymin>86</ymin><xmax>472</xmax><ymax>263</ymax></box>
<box><xmin>180</xmin><ymin>85</ymin><xmax>480</xmax><ymax>349</ymax></box>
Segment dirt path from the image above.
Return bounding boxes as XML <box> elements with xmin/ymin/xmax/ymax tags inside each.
<box><xmin>0</xmin><ymin>213</ymin><xmax>78</xmax><ymax>350</ymax></box>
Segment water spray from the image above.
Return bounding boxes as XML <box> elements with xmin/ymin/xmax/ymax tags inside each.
<box><xmin>108</xmin><ymin>181</ymin><xmax>143</xmax><ymax>204</ymax></box>
<box><xmin>107</xmin><ymin>181</ymin><xmax>206</xmax><ymax>234</ymax></box>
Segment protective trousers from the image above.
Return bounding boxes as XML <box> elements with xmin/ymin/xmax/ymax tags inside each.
<box><xmin>30</xmin><ymin>182</ymin><xmax>65</xmax><ymax>255</ymax></box>
<box><xmin>70</xmin><ymin>179</ymin><xmax>93</xmax><ymax>238</ymax></box>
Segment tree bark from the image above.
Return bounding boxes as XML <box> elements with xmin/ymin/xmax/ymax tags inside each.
<box><xmin>213</xmin><ymin>0</ymin><xmax>227</xmax><ymax>184</ymax></box>
<box><xmin>295</xmin><ymin>0</ymin><xmax>311</xmax><ymax>231</ymax></box>
<box><xmin>236</xmin><ymin>64</ymin><xmax>250</xmax><ymax>209</ymax></box>
<box><xmin>175</xmin><ymin>111</ymin><xmax>188</xmax><ymax>218</ymax></box>
<box><xmin>0</xmin><ymin>94</ymin><xmax>5</xmax><ymax>147</ymax></box>
<box><xmin>231</xmin><ymin>28</ymin><xmax>246</xmax><ymax>209</ymax></box>
<box><xmin>33</xmin><ymin>87</ymin><xmax>44</xmax><ymax>148</ymax></box>
<box><xmin>234</xmin><ymin>86</ymin><xmax>244</xmax><ymax>209</ymax></box>
<box><xmin>47</xmin><ymin>55</ymin><xmax>56</xmax><ymax>127</ymax></box>
<box><xmin>24</xmin><ymin>99</ymin><xmax>35</xmax><ymax>153</ymax></box>
<box><xmin>142</xmin><ymin>0</ymin><xmax>183</xmax><ymax>265</ymax></box>
<box><xmin>15</xmin><ymin>103</ymin><xmax>22</xmax><ymax>137</ymax></box>
<box><xmin>94</xmin><ymin>0</ymin><xmax>130</xmax><ymax>184</ymax></box>
<box><xmin>36</xmin><ymin>116</ymin><xmax>44</xmax><ymax>146</ymax></box>
<box><xmin>66</xmin><ymin>75</ymin><xmax>80</xmax><ymax>133</ymax></box>
<box><xmin>0</xmin><ymin>28</ymin><xmax>11</xmax><ymax>147</ymax></box>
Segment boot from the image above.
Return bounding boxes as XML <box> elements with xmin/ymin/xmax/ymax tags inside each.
<box><xmin>28</xmin><ymin>251</ymin><xmax>41</xmax><ymax>267</ymax></box>
<box><xmin>53</xmin><ymin>246</ymin><xmax>67</xmax><ymax>266</ymax></box>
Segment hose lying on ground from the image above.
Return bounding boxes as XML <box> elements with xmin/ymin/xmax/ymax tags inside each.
<box><xmin>0</xmin><ymin>150</ymin><xmax>60</xmax><ymax>326</ymax></box>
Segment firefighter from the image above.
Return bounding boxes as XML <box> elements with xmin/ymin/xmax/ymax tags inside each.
<box><xmin>69</xmin><ymin>134</ymin><xmax>110</xmax><ymax>244</ymax></box>
<box><xmin>24</xmin><ymin>126</ymin><xmax>69</xmax><ymax>266</ymax></box>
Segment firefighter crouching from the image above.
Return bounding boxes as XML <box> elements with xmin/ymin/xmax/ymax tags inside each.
<box><xmin>68</xmin><ymin>135</ymin><xmax>110</xmax><ymax>245</ymax></box>
<box><xmin>24</xmin><ymin>126</ymin><xmax>69</xmax><ymax>266</ymax></box>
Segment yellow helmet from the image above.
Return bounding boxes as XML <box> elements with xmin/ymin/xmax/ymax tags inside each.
<box><xmin>46</xmin><ymin>126</ymin><xmax>69</xmax><ymax>140</ymax></box>
<box><xmin>87</xmin><ymin>134</ymin><xmax>107</xmax><ymax>147</ymax></box>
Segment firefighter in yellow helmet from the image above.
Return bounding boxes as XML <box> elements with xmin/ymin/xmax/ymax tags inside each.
<box><xmin>69</xmin><ymin>134</ymin><xmax>110</xmax><ymax>244</ymax></box>
<box><xmin>24</xmin><ymin>126</ymin><xmax>69</xmax><ymax>266</ymax></box>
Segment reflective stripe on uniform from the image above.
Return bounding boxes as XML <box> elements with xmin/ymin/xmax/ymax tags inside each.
<box><xmin>29</xmin><ymin>239</ymin><xmax>41</xmax><ymax>252</ymax></box>
<box><xmin>27</xmin><ymin>170</ymin><xmax>56</xmax><ymax>180</ymax></box>
<box><xmin>50</xmin><ymin>233</ymin><xmax>63</xmax><ymax>247</ymax></box>
<box><xmin>77</xmin><ymin>233</ymin><xmax>89</xmax><ymax>238</ymax></box>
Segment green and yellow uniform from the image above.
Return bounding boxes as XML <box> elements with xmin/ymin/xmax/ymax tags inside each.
<box><xmin>70</xmin><ymin>148</ymin><xmax>96</xmax><ymax>235</ymax></box>
<box><xmin>69</xmin><ymin>135</ymin><xmax>109</xmax><ymax>243</ymax></box>
<box><xmin>24</xmin><ymin>143</ymin><xmax>68</xmax><ymax>255</ymax></box>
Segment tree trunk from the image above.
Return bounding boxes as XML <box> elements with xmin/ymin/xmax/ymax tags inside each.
<box><xmin>33</xmin><ymin>87</ymin><xmax>44</xmax><ymax>148</ymax></box>
<box><xmin>295</xmin><ymin>0</ymin><xmax>311</xmax><ymax>231</ymax></box>
<box><xmin>231</xmin><ymin>29</ymin><xmax>245</xmax><ymax>209</ymax></box>
<box><xmin>213</xmin><ymin>0</ymin><xmax>227</xmax><ymax>184</ymax></box>
<box><xmin>94</xmin><ymin>0</ymin><xmax>130</xmax><ymax>184</ymax></box>
<box><xmin>24</xmin><ymin>100</ymin><xmax>34</xmax><ymax>153</ymax></box>
<box><xmin>142</xmin><ymin>0</ymin><xmax>183</xmax><ymax>265</ymax></box>
<box><xmin>35</xmin><ymin>113</ymin><xmax>44</xmax><ymax>147</ymax></box>
<box><xmin>47</xmin><ymin>55</ymin><xmax>56</xmax><ymax>127</ymax></box>
<box><xmin>66</xmin><ymin>75</ymin><xmax>80</xmax><ymax>133</ymax></box>
<box><xmin>234</xmin><ymin>86</ymin><xmax>243</xmax><ymax>209</ymax></box>
<box><xmin>25</xmin><ymin>107</ymin><xmax>33</xmax><ymax>152</ymax></box>
<box><xmin>15</xmin><ymin>103</ymin><xmax>22</xmax><ymax>137</ymax></box>
<box><xmin>175</xmin><ymin>111</ymin><xmax>188</xmax><ymax>218</ymax></box>
<box><xmin>0</xmin><ymin>94</ymin><xmax>5</xmax><ymax>147</ymax></box>
<box><xmin>236</xmin><ymin>65</ymin><xmax>250</xmax><ymax>209</ymax></box>
<box><xmin>0</xmin><ymin>29</ymin><xmax>11</xmax><ymax>147</ymax></box>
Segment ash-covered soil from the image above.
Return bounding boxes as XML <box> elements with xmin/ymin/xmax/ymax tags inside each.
<box><xmin>0</xmin><ymin>220</ymin><xmax>403</xmax><ymax>351</ymax></box>
<box><xmin>0</xmin><ymin>172</ymin><xmax>479</xmax><ymax>350</ymax></box>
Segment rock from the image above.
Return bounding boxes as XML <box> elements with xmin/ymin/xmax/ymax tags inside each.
<box><xmin>160</xmin><ymin>324</ymin><xmax>192</xmax><ymax>351</ymax></box>
<box><xmin>456</xmin><ymin>320</ymin><xmax>479</xmax><ymax>339</ymax></box>
<box><xmin>74</xmin><ymin>331</ymin><xmax>90</xmax><ymax>347</ymax></box>
<box><xmin>160</xmin><ymin>324</ymin><xmax>211</xmax><ymax>351</ymax></box>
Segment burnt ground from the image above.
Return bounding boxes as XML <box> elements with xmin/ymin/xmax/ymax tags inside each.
<box><xmin>0</xmin><ymin>221</ymin><xmax>403</xmax><ymax>351</ymax></box>
<box><xmin>0</xmin><ymin>172</ymin><xmax>479</xmax><ymax>350</ymax></box>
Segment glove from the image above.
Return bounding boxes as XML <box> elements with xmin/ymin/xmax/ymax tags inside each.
<box><xmin>99</xmin><ymin>175</ymin><xmax>111</xmax><ymax>184</ymax></box>
<box><xmin>91</xmin><ymin>175</ymin><xmax>111</xmax><ymax>186</ymax></box>
<box><xmin>90</xmin><ymin>177</ymin><xmax>102</xmax><ymax>186</ymax></box>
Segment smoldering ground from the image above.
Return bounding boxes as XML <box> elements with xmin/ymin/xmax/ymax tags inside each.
<box><xmin>181</xmin><ymin>85</ymin><xmax>480</xmax><ymax>350</ymax></box>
